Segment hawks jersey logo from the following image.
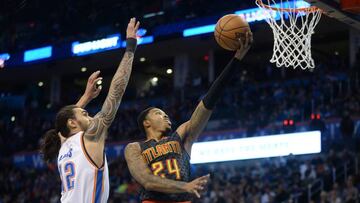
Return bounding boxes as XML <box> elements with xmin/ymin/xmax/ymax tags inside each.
<box><xmin>141</xmin><ymin>141</ymin><xmax>182</xmax><ymax>164</ymax></box>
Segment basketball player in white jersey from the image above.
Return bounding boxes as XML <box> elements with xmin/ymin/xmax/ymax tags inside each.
<box><xmin>40</xmin><ymin>18</ymin><xmax>140</xmax><ymax>203</ymax></box>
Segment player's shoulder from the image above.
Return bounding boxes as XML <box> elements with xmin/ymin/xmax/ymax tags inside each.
<box><xmin>124</xmin><ymin>142</ymin><xmax>142</xmax><ymax>160</ymax></box>
<box><xmin>169</xmin><ymin>131</ymin><xmax>182</xmax><ymax>140</ymax></box>
<box><xmin>175</xmin><ymin>121</ymin><xmax>189</xmax><ymax>140</ymax></box>
<box><xmin>125</xmin><ymin>142</ymin><xmax>141</xmax><ymax>152</ymax></box>
<box><xmin>62</xmin><ymin>131</ymin><xmax>82</xmax><ymax>144</ymax></box>
<box><xmin>126</xmin><ymin>141</ymin><xmax>140</xmax><ymax>147</ymax></box>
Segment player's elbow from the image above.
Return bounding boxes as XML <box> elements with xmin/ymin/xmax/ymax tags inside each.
<box><xmin>141</xmin><ymin>176</ymin><xmax>157</xmax><ymax>191</ymax></box>
<box><xmin>142</xmin><ymin>181</ymin><xmax>156</xmax><ymax>191</ymax></box>
<box><xmin>143</xmin><ymin>182</ymin><xmax>152</xmax><ymax>191</ymax></box>
<box><xmin>143</xmin><ymin>182</ymin><xmax>156</xmax><ymax>191</ymax></box>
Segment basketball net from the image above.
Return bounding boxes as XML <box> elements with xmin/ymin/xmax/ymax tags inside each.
<box><xmin>255</xmin><ymin>0</ymin><xmax>322</xmax><ymax>69</ymax></box>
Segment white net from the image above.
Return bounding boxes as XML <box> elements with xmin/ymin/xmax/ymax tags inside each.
<box><xmin>255</xmin><ymin>0</ymin><xmax>322</xmax><ymax>69</ymax></box>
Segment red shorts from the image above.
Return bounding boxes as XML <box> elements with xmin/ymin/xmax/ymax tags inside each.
<box><xmin>142</xmin><ymin>201</ymin><xmax>191</xmax><ymax>203</ymax></box>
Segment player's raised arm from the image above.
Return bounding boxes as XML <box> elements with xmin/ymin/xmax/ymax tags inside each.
<box><xmin>124</xmin><ymin>142</ymin><xmax>209</xmax><ymax>197</ymax></box>
<box><xmin>85</xmin><ymin>18</ymin><xmax>139</xmax><ymax>141</ymax></box>
<box><xmin>176</xmin><ymin>31</ymin><xmax>253</xmax><ymax>155</ymax></box>
<box><xmin>76</xmin><ymin>70</ymin><xmax>102</xmax><ymax>108</ymax></box>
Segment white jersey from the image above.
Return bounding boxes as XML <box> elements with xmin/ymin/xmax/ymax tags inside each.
<box><xmin>57</xmin><ymin>131</ymin><xmax>109</xmax><ymax>203</ymax></box>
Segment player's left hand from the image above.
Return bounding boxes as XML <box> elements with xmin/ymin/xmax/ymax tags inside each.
<box><xmin>83</xmin><ymin>70</ymin><xmax>102</xmax><ymax>100</ymax></box>
<box><xmin>184</xmin><ymin>174</ymin><xmax>210</xmax><ymax>198</ymax></box>
<box><xmin>126</xmin><ymin>17</ymin><xmax>140</xmax><ymax>39</ymax></box>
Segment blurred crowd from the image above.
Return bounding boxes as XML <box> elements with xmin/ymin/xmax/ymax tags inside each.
<box><xmin>0</xmin><ymin>63</ymin><xmax>359</xmax><ymax>202</ymax></box>
<box><xmin>192</xmin><ymin>147</ymin><xmax>360</xmax><ymax>203</ymax></box>
<box><xmin>1</xmin><ymin>29</ymin><xmax>360</xmax><ymax>201</ymax></box>
<box><xmin>0</xmin><ymin>140</ymin><xmax>359</xmax><ymax>203</ymax></box>
<box><xmin>1</xmin><ymin>57</ymin><xmax>359</xmax><ymax>156</ymax></box>
<box><xmin>0</xmin><ymin>59</ymin><xmax>359</xmax><ymax>202</ymax></box>
<box><xmin>0</xmin><ymin>0</ymin><xmax>252</xmax><ymax>53</ymax></box>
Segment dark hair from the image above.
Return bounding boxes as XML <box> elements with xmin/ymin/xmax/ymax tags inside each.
<box><xmin>40</xmin><ymin>105</ymin><xmax>77</xmax><ymax>162</ymax></box>
<box><xmin>137</xmin><ymin>107</ymin><xmax>156</xmax><ymax>134</ymax></box>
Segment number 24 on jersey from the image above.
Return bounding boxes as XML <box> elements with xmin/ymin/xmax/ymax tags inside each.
<box><xmin>151</xmin><ymin>159</ymin><xmax>181</xmax><ymax>180</ymax></box>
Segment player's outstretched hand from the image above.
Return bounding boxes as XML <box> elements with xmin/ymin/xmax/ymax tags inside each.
<box><xmin>234</xmin><ymin>31</ymin><xmax>253</xmax><ymax>60</ymax></box>
<box><xmin>84</xmin><ymin>70</ymin><xmax>102</xmax><ymax>100</ymax></box>
<box><xmin>126</xmin><ymin>17</ymin><xmax>140</xmax><ymax>39</ymax></box>
<box><xmin>183</xmin><ymin>174</ymin><xmax>210</xmax><ymax>198</ymax></box>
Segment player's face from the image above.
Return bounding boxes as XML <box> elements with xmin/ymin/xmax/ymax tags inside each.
<box><xmin>146</xmin><ymin>108</ymin><xmax>172</xmax><ymax>133</ymax></box>
<box><xmin>72</xmin><ymin>108</ymin><xmax>92</xmax><ymax>131</ymax></box>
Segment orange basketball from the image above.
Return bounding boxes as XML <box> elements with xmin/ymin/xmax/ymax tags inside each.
<box><xmin>214</xmin><ymin>14</ymin><xmax>251</xmax><ymax>51</ymax></box>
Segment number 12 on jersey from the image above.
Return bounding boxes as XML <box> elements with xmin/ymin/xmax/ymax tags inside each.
<box><xmin>59</xmin><ymin>161</ymin><xmax>76</xmax><ymax>192</ymax></box>
<box><xmin>151</xmin><ymin>158</ymin><xmax>181</xmax><ymax>180</ymax></box>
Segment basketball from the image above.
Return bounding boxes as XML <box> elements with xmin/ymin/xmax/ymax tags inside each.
<box><xmin>214</xmin><ymin>14</ymin><xmax>251</xmax><ymax>51</ymax></box>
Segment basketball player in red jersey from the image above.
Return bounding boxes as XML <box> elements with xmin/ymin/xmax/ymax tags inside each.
<box><xmin>125</xmin><ymin>32</ymin><xmax>253</xmax><ymax>203</ymax></box>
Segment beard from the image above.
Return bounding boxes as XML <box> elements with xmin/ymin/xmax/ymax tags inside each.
<box><xmin>161</xmin><ymin>126</ymin><xmax>172</xmax><ymax>137</ymax></box>
<box><xmin>77</xmin><ymin>120</ymin><xmax>89</xmax><ymax>132</ymax></box>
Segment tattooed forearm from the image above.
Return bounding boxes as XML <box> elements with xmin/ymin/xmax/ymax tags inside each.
<box><xmin>188</xmin><ymin>102</ymin><xmax>212</xmax><ymax>138</ymax></box>
<box><xmin>100</xmin><ymin>51</ymin><xmax>134</xmax><ymax>124</ymax></box>
<box><xmin>86</xmin><ymin>51</ymin><xmax>135</xmax><ymax>139</ymax></box>
<box><xmin>124</xmin><ymin>143</ymin><xmax>188</xmax><ymax>193</ymax></box>
<box><xmin>179</xmin><ymin>101</ymin><xmax>212</xmax><ymax>155</ymax></box>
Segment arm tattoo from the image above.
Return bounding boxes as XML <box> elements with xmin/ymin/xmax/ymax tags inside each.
<box><xmin>182</xmin><ymin>101</ymin><xmax>212</xmax><ymax>154</ymax></box>
<box><xmin>86</xmin><ymin>51</ymin><xmax>134</xmax><ymax>140</ymax></box>
<box><xmin>125</xmin><ymin>143</ymin><xmax>188</xmax><ymax>193</ymax></box>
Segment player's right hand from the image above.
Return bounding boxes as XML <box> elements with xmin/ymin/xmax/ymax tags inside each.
<box><xmin>234</xmin><ymin>31</ymin><xmax>253</xmax><ymax>60</ymax></box>
<box><xmin>126</xmin><ymin>17</ymin><xmax>140</xmax><ymax>39</ymax></box>
<box><xmin>83</xmin><ymin>70</ymin><xmax>102</xmax><ymax>100</ymax></box>
<box><xmin>183</xmin><ymin>174</ymin><xmax>210</xmax><ymax>198</ymax></box>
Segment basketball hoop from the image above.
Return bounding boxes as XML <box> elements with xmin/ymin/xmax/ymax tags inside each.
<box><xmin>255</xmin><ymin>0</ymin><xmax>322</xmax><ymax>69</ymax></box>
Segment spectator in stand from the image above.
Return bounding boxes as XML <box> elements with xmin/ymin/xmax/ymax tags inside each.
<box><xmin>261</xmin><ymin>187</ymin><xmax>275</xmax><ymax>203</ymax></box>
<box><xmin>328</xmin><ymin>183</ymin><xmax>343</xmax><ymax>203</ymax></box>
<box><xmin>319</xmin><ymin>191</ymin><xmax>330</xmax><ymax>203</ymax></box>
<box><xmin>344</xmin><ymin>176</ymin><xmax>358</xmax><ymax>203</ymax></box>
<box><xmin>1</xmin><ymin>144</ymin><xmax>359</xmax><ymax>202</ymax></box>
<box><xmin>340</xmin><ymin>111</ymin><xmax>355</xmax><ymax>149</ymax></box>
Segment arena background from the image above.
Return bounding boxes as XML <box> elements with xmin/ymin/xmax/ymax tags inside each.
<box><xmin>0</xmin><ymin>0</ymin><xmax>359</xmax><ymax>202</ymax></box>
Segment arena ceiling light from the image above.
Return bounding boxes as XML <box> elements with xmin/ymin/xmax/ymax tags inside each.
<box><xmin>0</xmin><ymin>59</ymin><xmax>4</xmax><ymax>69</ymax></box>
<box><xmin>0</xmin><ymin>53</ymin><xmax>10</xmax><ymax>68</ymax></box>
<box><xmin>143</xmin><ymin>11</ymin><xmax>164</xmax><ymax>19</ymax></box>
<box><xmin>166</xmin><ymin>68</ymin><xmax>173</xmax><ymax>74</ymax></box>
<box><xmin>0</xmin><ymin>53</ymin><xmax>10</xmax><ymax>61</ymax></box>
<box><xmin>24</xmin><ymin>46</ymin><xmax>52</xmax><ymax>62</ymax></box>
<box><xmin>150</xmin><ymin>77</ymin><xmax>158</xmax><ymax>86</ymax></box>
